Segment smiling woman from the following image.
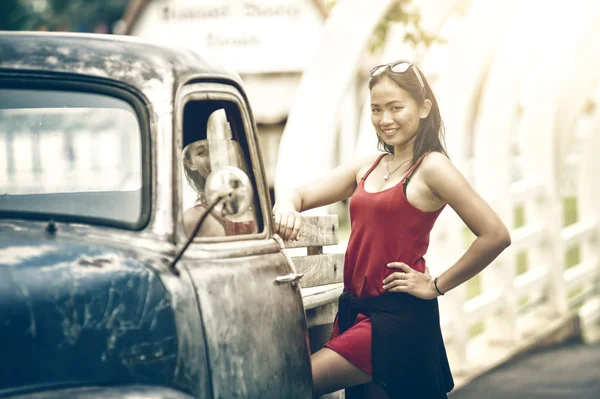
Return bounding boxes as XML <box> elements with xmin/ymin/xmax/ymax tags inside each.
<box><xmin>273</xmin><ymin>60</ymin><xmax>511</xmax><ymax>398</ymax></box>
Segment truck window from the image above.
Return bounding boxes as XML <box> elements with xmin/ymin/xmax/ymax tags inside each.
<box><xmin>0</xmin><ymin>87</ymin><xmax>146</xmax><ymax>228</ymax></box>
<box><xmin>181</xmin><ymin>101</ymin><xmax>261</xmax><ymax>238</ymax></box>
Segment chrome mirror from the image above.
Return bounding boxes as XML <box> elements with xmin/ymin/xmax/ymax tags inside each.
<box><xmin>205</xmin><ymin>166</ymin><xmax>253</xmax><ymax>217</ymax></box>
<box><xmin>170</xmin><ymin>166</ymin><xmax>253</xmax><ymax>274</ymax></box>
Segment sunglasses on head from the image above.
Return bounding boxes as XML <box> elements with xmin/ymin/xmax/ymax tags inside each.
<box><xmin>370</xmin><ymin>60</ymin><xmax>426</xmax><ymax>93</ymax></box>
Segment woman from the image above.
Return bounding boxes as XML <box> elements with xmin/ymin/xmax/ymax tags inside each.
<box><xmin>182</xmin><ymin>139</ymin><xmax>256</xmax><ymax>237</ymax></box>
<box><xmin>273</xmin><ymin>61</ymin><xmax>511</xmax><ymax>398</ymax></box>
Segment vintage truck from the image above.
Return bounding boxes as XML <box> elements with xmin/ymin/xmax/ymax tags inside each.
<box><xmin>0</xmin><ymin>32</ymin><xmax>344</xmax><ymax>399</ymax></box>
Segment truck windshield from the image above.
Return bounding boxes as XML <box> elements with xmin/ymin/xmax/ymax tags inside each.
<box><xmin>0</xmin><ymin>88</ymin><xmax>145</xmax><ymax>228</ymax></box>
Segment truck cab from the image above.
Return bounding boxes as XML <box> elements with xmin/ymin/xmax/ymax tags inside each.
<box><xmin>0</xmin><ymin>32</ymin><xmax>313</xmax><ymax>398</ymax></box>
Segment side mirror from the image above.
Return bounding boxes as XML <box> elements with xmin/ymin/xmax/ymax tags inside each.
<box><xmin>205</xmin><ymin>166</ymin><xmax>253</xmax><ymax>217</ymax></box>
<box><xmin>170</xmin><ymin>166</ymin><xmax>254</xmax><ymax>274</ymax></box>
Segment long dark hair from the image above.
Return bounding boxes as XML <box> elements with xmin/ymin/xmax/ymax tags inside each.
<box><xmin>183</xmin><ymin>144</ymin><xmax>206</xmax><ymax>204</ymax></box>
<box><xmin>368</xmin><ymin>63</ymin><xmax>448</xmax><ymax>166</ymax></box>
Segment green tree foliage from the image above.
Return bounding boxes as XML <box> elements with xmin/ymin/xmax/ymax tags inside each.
<box><xmin>369</xmin><ymin>0</ymin><xmax>442</xmax><ymax>53</ymax></box>
<box><xmin>0</xmin><ymin>0</ymin><xmax>34</xmax><ymax>30</ymax></box>
<box><xmin>1</xmin><ymin>0</ymin><xmax>129</xmax><ymax>32</ymax></box>
<box><xmin>324</xmin><ymin>0</ymin><xmax>442</xmax><ymax>53</ymax></box>
<box><xmin>43</xmin><ymin>0</ymin><xmax>128</xmax><ymax>31</ymax></box>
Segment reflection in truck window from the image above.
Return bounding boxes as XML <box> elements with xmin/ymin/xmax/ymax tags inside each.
<box><xmin>0</xmin><ymin>88</ymin><xmax>145</xmax><ymax>227</ymax></box>
<box><xmin>181</xmin><ymin>107</ymin><xmax>259</xmax><ymax>238</ymax></box>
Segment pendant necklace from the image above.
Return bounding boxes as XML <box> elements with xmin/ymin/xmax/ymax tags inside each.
<box><xmin>384</xmin><ymin>155</ymin><xmax>409</xmax><ymax>181</ymax></box>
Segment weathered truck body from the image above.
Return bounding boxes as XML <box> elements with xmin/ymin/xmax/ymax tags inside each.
<box><xmin>0</xmin><ymin>32</ymin><xmax>343</xmax><ymax>399</ymax></box>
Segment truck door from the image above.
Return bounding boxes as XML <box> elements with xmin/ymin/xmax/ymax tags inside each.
<box><xmin>174</xmin><ymin>82</ymin><xmax>312</xmax><ymax>398</ymax></box>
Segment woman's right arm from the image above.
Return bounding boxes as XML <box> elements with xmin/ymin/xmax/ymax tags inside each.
<box><xmin>273</xmin><ymin>155</ymin><xmax>377</xmax><ymax>241</ymax></box>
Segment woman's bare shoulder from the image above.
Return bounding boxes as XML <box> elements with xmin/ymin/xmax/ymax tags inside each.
<box><xmin>421</xmin><ymin>151</ymin><xmax>452</xmax><ymax>171</ymax></box>
<box><xmin>183</xmin><ymin>204</ymin><xmax>210</xmax><ymax>219</ymax></box>
<box><xmin>420</xmin><ymin>151</ymin><xmax>470</xmax><ymax>195</ymax></box>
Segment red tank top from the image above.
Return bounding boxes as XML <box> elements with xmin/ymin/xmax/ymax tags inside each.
<box><xmin>344</xmin><ymin>152</ymin><xmax>445</xmax><ymax>299</ymax></box>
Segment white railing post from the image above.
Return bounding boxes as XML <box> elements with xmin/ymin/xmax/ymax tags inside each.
<box><xmin>469</xmin><ymin>48</ymin><xmax>521</xmax><ymax>344</ymax></box>
<box><xmin>338</xmin><ymin>82</ymin><xmax>359</xmax><ymax>166</ymax></box>
<box><xmin>553</xmin><ymin>18</ymin><xmax>600</xmax><ymax>308</ymax></box>
<box><xmin>428</xmin><ymin>211</ymin><xmax>469</xmax><ymax>370</ymax></box>
<box><xmin>541</xmin><ymin>193</ymin><xmax>569</xmax><ymax>315</ymax></box>
<box><xmin>445</xmin><ymin>278</ymin><xmax>468</xmax><ymax>371</ymax></box>
<box><xmin>574</xmin><ymin>91</ymin><xmax>600</xmax><ymax>301</ymax></box>
<box><xmin>520</xmin><ymin>84</ymin><xmax>569</xmax><ymax>318</ymax></box>
<box><xmin>482</xmin><ymin>240</ymin><xmax>518</xmax><ymax>344</ymax></box>
<box><xmin>275</xmin><ymin>0</ymin><xmax>397</xmax><ymax>203</ymax></box>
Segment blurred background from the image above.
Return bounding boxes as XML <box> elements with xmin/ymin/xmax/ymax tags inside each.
<box><xmin>2</xmin><ymin>0</ymin><xmax>600</xmax><ymax>396</ymax></box>
<box><xmin>0</xmin><ymin>0</ymin><xmax>438</xmax><ymax>196</ymax></box>
<box><xmin>0</xmin><ymin>0</ymin><xmax>128</xmax><ymax>33</ymax></box>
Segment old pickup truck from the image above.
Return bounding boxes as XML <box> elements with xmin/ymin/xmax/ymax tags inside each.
<box><xmin>0</xmin><ymin>32</ymin><xmax>343</xmax><ymax>399</ymax></box>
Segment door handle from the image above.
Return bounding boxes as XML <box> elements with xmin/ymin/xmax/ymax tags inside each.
<box><xmin>273</xmin><ymin>234</ymin><xmax>303</xmax><ymax>285</ymax></box>
<box><xmin>275</xmin><ymin>272</ymin><xmax>304</xmax><ymax>284</ymax></box>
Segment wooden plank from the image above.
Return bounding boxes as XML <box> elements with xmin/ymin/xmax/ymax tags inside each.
<box><xmin>306</xmin><ymin>302</ymin><xmax>339</xmax><ymax>329</ymax></box>
<box><xmin>301</xmin><ymin>283</ymin><xmax>344</xmax><ymax>310</ymax></box>
<box><xmin>514</xmin><ymin>267</ymin><xmax>548</xmax><ymax>299</ymax></box>
<box><xmin>321</xmin><ymin>390</ymin><xmax>345</xmax><ymax>399</ymax></box>
<box><xmin>283</xmin><ymin>215</ymin><xmax>339</xmax><ymax>249</ymax></box>
<box><xmin>292</xmin><ymin>253</ymin><xmax>344</xmax><ymax>287</ymax></box>
<box><xmin>560</xmin><ymin>217</ymin><xmax>597</xmax><ymax>247</ymax></box>
<box><xmin>511</xmin><ymin>221</ymin><xmax>545</xmax><ymax>252</ymax></box>
<box><xmin>307</xmin><ymin>246</ymin><xmax>324</xmax><ymax>255</ymax></box>
<box><xmin>464</xmin><ymin>289</ymin><xmax>503</xmax><ymax>324</ymax></box>
<box><xmin>564</xmin><ymin>257</ymin><xmax>598</xmax><ymax>289</ymax></box>
<box><xmin>509</xmin><ymin>178</ymin><xmax>543</xmax><ymax>204</ymax></box>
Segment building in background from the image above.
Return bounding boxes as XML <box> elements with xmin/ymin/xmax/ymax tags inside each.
<box><xmin>120</xmin><ymin>0</ymin><xmax>329</xmax><ymax>195</ymax></box>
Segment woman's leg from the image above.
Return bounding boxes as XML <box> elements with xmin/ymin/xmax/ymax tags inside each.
<box><xmin>311</xmin><ymin>347</ymin><xmax>372</xmax><ymax>397</ymax></box>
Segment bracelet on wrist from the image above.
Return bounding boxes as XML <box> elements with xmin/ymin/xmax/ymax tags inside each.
<box><xmin>434</xmin><ymin>277</ymin><xmax>445</xmax><ymax>296</ymax></box>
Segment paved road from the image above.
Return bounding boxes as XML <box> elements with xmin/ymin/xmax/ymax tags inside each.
<box><xmin>449</xmin><ymin>339</ymin><xmax>600</xmax><ymax>399</ymax></box>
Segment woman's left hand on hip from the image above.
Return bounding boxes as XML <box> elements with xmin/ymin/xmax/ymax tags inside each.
<box><xmin>383</xmin><ymin>262</ymin><xmax>439</xmax><ymax>300</ymax></box>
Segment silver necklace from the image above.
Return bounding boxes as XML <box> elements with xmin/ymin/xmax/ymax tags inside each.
<box><xmin>384</xmin><ymin>155</ymin><xmax>410</xmax><ymax>181</ymax></box>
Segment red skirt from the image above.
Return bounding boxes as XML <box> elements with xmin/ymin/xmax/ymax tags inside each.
<box><xmin>324</xmin><ymin>313</ymin><xmax>373</xmax><ymax>374</ymax></box>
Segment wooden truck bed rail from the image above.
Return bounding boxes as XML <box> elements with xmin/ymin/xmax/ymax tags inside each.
<box><xmin>283</xmin><ymin>215</ymin><xmax>344</xmax><ymax>349</ymax></box>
